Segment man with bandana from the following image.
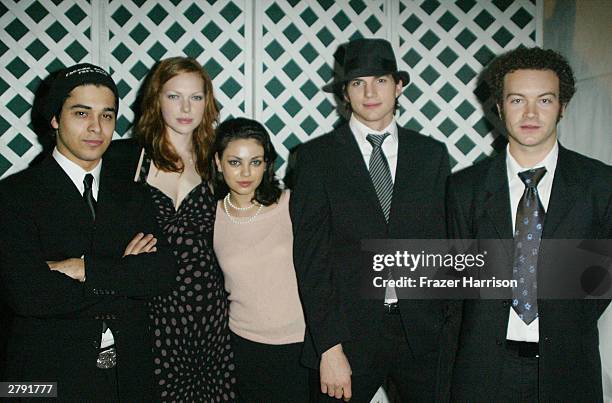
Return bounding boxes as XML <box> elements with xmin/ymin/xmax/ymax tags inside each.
<box><xmin>0</xmin><ymin>64</ymin><xmax>176</xmax><ymax>401</ymax></box>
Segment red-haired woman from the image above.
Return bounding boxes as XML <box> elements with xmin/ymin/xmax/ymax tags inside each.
<box><xmin>132</xmin><ymin>57</ymin><xmax>236</xmax><ymax>401</ymax></box>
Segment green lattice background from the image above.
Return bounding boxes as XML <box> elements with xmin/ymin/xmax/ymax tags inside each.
<box><xmin>0</xmin><ymin>0</ymin><xmax>538</xmax><ymax>179</ymax></box>
<box><xmin>395</xmin><ymin>0</ymin><xmax>537</xmax><ymax>168</ymax></box>
<box><xmin>0</xmin><ymin>0</ymin><xmax>94</xmax><ymax>176</ymax></box>
<box><xmin>107</xmin><ymin>0</ymin><xmax>247</xmax><ymax>135</ymax></box>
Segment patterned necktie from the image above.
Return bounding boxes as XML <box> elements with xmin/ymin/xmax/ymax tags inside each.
<box><xmin>512</xmin><ymin>167</ymin><xmax>547</xmax><ymax>324</ymax></box>
<box><xmin>83</xmin><ymin>173</ymin><xmax>96</xmax><ymax>221</ymax></box>
<box><xmin>366</xmin><ymin>133</ymin><xmax>393</xmax><ymax>222</ymax></box>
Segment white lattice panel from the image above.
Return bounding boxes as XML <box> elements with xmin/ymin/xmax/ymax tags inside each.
<box><xmin>107</xmin><ymin>0</ymin><xmax>247</xmax><ymax>137</ymax></box>
<box><xmin>0</xmin><ymin>0</ymin><xmax>94</xmax><ymax>176</ymax></box>
<box><xmin>1</xmin><ymin>0</ymin><xmax>539</xmax><ymax>180</ymax></box>
<box><xmin>396</xmin><ymin>0</ymin><xmax>537</xmax><ymax>170</ymax></box>
<box><xmin>258</xmin><ymin>0</ymin><xmax>387</xmax><ymax>175</ymax></box>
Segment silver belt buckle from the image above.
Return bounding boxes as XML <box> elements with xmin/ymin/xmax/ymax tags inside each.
<box><xmin>96</xmin><ymin>347</ymin><xmax>117</xmax><ymax>369</ymax></box>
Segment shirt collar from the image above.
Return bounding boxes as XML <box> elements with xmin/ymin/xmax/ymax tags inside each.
<box><xmin>349</xmin><ymin>114</ymin><xmax>398</xmax><ymax>144</ymax></box>
<box><xmin>52</xmin><ymin>147</ymin><xmax>102</xmax><ymax>192</ymax></box>
<box><xmin>506</xmin><ymin>142</ymin><xmax>559</xmax><ymax>180</ymax></box>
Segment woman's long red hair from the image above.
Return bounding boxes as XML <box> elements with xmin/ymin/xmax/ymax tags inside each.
<box><xmin>135</xmin><ymin>57</ymin><xmax>219</xmax><ymax>179</ymax></box>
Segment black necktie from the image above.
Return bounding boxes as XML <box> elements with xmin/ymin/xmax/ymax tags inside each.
<box><xmin>366</xmin><ymin>133</ymin><xmax>393</xmax><ymax>222</ymax></box>
<box><xmin>83</xmin><ymin>173</ymin><xmax>114</xmax><ymax>367</ymax></box>
<box><xmin>83</xmin><ymin>173</ymin><xmax>96</xmax><ymax>221</ymax></box>
<box><xmin>512</xmin><ymin>167</ymin><xmax>547</xmax><ymax>324</ymax></box>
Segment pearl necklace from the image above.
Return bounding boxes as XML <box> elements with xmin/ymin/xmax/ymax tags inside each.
<box><xmin>223</xmin><ymin>194</ymin><xmax>263</xmax><ymax>224</ymax></box>
<box><xmin>225</xmin><ymin>194</ymin><xmax>256</xmax><ymax>211</ymax></box>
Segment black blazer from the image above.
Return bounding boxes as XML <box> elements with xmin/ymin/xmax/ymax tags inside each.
<box><xmin>0</xmin><ymin>154</ymin><xmax>176</xmax><ymax>402</ymax></box>
<box><xmin>446</xmin><ymin>145</ymin><xmax>612</xmax><ymax>402</ymax></box>
<box><xmin>290</xmin><ymin>123</ymin><xmax>451</xmax><ymax>374</ymax></box>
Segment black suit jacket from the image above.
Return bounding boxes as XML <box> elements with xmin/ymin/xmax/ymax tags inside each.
<box><xmin>0</xmin><ymin>154</ymin><xmax>176</xmax><ymax>401</ymax></box>
<box><xmin>290</xmin><ymin>123</ymin><xmax>451</xmax><ymax>374</ymax></box>
<box><xmin>446</xmin><ymin>145</ymin><xmax>612</xmax><ymax>402</ymax></box>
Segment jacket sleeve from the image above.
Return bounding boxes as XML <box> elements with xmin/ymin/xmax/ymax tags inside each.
<box><xmin>446</xmin><ymin>174</ymin><xmax>472</xmax><ymax>240</ymax></box>
<box><xmin>597</xmin><ymin>169</ymin><xmax>612</xmax><ymax>313</ymax></box>
<box><xmin>83</xmin><ymin>194</ymin><xmax>176</xmax><ymax>299</ymax></box>
<box><xmin>0</xmin><ymin>188</ymin><xmax>100</xmax><ymax>318</ymax></box>
<box><xmin>289</xmin><ymin>145</ymin><xmax>351</xmax><ymax>357</ymax></box>
<box><xmin>437</xmin><ymin>143</ymin><xmax>451</xmax><ymax>232</ymax></box>
<box><xmin>0</xmin><ymin>180</ymin><xmax>176</xmax><ymax>318</ymax></box>
<box><xmin>83</xmin><ymin>252</ymin><xmax>175</xmax><ymax>299</ymax></box>
<box><xmin>87</xmin><ymin>142</ymin><xmax>177</xmax><ymax>298</ymax></box>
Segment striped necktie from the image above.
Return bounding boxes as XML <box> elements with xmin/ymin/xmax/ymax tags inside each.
<box><xmin>366</xmin><ymin>133</ymin><xmax>393</xmax><ymax>222</ymax></box>
<box><xmin>366</xmin><ymin>133</ymin><xmax>397</xmax><ymax>302</ymax></box>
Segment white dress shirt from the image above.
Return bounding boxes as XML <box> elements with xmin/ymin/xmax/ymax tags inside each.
<box><xmin>349</xmin><ymin>114</ymin><xmax>399</xmax><ymax>182</ymax></box>
<box><xmin>349</xmin><ymin>115</ymin><xmax>399</xmax><ymax>303</ymax></box>
<box><xmin>505</xmin><ymin>142</ymin><xmax>559</xmax><ymax>342</ymax></box>
<box><xmin>52</xmin><ymin>148</ymin><xmax>114</xmax><ymax>348</ymax></box>
<box><xmin>52</xmin><ymin>148</ymin><xmax>101</xmax><ymax>199</ymax></box>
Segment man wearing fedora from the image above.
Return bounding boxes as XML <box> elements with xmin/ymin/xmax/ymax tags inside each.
<box><xmin>0</xmin><ymin>63</ymin><xmax>176</xmax><ymax>401</ymax></box>
<box><xmin>291</xmin><ymin>38</ymin><xmax>452</xmax><ymax>402</ymax></box>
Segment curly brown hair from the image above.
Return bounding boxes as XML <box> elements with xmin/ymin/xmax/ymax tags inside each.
<box><xmin>488</xmin><ymin>47</ymin><xmax>576</xmax><ymax>107</ymax></box>
<box><xmin>135</xmin><ymin>57</ymin><xmax>218</xmax><ymax>179</ymax></box>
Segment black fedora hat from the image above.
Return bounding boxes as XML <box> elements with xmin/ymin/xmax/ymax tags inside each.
<box><xmin>322</xmin><ymin>38</ymin><xmax>410</xmax><ymax>94</ymax></box>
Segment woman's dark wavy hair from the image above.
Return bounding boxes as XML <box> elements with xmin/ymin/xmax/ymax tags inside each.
<box><xmin>135</xmin><ymin>57</ymin><xmax>218</xmax><ymax>179</ymax></box>
<box><xmin>489</xmin><ymin>47</ymin><xmax>576</xmax><ymax>107</ymax></box>
<box><xmin>210</xmin><ymin>117</ymin><xmax>282</xmax><ymax>206</ymax></box>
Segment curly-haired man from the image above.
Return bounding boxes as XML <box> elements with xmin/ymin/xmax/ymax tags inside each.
<box><xmin>446</xmin><ymin>47</ymin><xmax>611</xmax><ymax>402</ymax></box>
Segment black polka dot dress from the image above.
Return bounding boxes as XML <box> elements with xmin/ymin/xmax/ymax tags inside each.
<box><xmin>139</xmin><ymin>155</ymin><xmax>237</xmax><ymax>402</ymax></box>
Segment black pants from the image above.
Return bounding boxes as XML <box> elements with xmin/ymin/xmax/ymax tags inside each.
<box><xmin>451</xmin><ymin>342</ymin><xmax>539</xmax><ymax>403</ymax></box>
<box><xmin>91</xmin><ymin>362</ymin><xmax>121</xmax><ymax>403</ymax></box>
<box><xmin>231</xmin><ymin>331</ymin><xmax>309</xmax><ymax>403</ymax></box>
<box><xmin>309</xmin><ymin>313</ymin><xmax>439</xmax><ymax>403</ymax></box>
<box><xmin>492</xmin><ymin>343</ymin><xmax>538</xmax><ymax>403</ymax></box>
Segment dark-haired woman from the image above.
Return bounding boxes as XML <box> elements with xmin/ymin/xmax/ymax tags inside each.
<box><xmin>212</xmin><ymin>117</ymin><xmax>308</xmax><ymax>402</ymax></box>
<box><xmin>133</xmin><ymin>57</ymin><xmax>236</xmax><ymax>401</ymax></box>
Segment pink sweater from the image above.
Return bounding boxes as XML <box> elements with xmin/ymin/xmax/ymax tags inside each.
<box><xmin>214</xmin><ymin>191</ymin><xmax>305</xmax><ymax>345</ymax></box>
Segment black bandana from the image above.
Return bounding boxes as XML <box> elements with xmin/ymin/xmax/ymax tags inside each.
<box><xmin>42</xmin><ymin>63</ymin><xmax>119</xmax><ymax>126</ymax></box>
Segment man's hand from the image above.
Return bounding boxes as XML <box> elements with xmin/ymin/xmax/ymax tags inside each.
<box><xmin>123</xmin><ymin>232</ymin><xmax>157</xmax><ymax>257</ymax></box>
<box><xmin>320</xmin><ymin>343</ymin><xmax>352</xmax><ymax>401</ymax></box>
<box><xmin>47</xmin><ymin>258</ymin><xmax>85</xmax><ymax>282</ymax></box>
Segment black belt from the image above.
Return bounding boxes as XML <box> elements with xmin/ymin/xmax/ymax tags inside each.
<box><xmin>506</xmin><ymin>340</ymin><xmax>539</xmax><ymax>358</ymax></box>
<box><xmin>384</xmin><ymin>302</ymin><xmax>400</xmax><ymax>315</ymax></box>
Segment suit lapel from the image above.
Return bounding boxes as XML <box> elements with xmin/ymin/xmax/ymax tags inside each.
<box><xmin>38</xmin><ymin>155</ymin><xmax>94</xmax><ymax>227</ymax></box>
<box><xmin>333</xmin><ymin>124</ymin><xmax>388</xmax><ymax>226</ymax></box>
<box><xmin>480</xmin><ymin>146</ymin><xmax>578</xmax><ymax>259</ymax></box>
<box><xmin>542</xmin><ymin>146</ymin><xmax>579</xmax><ymax>237</ymax></box>
<box><xmin>389</xmin><ymin>127</ymin><xmax>427</xmax><ymax>224</ymax></box>
<box><xmin>97</xmin><ymin>159</ymin><xmax>130</xmax><ymax>223</ymax></box>
<box><xmin>476</xmin><ymin>152</ymin><xmax>515</xmax><ymax>282</ymax></box>
<box><xmin>39</xmin><ymin>156</ymin><xmax>87</xmax><ymax>205</ymax></box>
<box><xmin>482</xmin><ymin>151</ymin><xmax>514</xmax><ymax>243</ymax></box>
